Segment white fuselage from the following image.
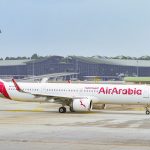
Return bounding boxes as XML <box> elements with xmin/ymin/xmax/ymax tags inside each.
<box><xmin>4</xmin><ymin>82</ymin><xmax>150</xmax><ymax>105</ymax></box>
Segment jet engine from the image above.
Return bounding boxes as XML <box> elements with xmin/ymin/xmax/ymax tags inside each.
<box><xmin>70</xmin><ymin>98</ymin><xmax>92</xmax><ymax>112</ymax></box>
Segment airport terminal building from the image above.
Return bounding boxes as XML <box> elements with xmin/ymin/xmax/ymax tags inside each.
<box><xmin>0</xmin><ymin>56</ymin><xmax>150</xmax><ymax>80</ymax></box>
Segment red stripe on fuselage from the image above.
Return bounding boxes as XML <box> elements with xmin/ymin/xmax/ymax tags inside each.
<box><xmin>0</xmin><ymin>82</ymin><xmax>11</xmax><ymax>100</ymax></box>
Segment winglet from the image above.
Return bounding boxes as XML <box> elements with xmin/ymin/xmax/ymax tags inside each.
<box><xmin>12</xmin><ymin>79</ymin><xmax>22</xmax><ymax>92</ymax></box>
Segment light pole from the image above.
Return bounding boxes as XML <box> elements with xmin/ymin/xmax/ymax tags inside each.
<box><xmin>136</xmin><ymin>60</ymin><xmax>139</xmax><ymax>77</ymax></box>
<box><xmin>32</xmin><ymin>60</ymin><xmax>35</xmax><ymax>81</ymax></box>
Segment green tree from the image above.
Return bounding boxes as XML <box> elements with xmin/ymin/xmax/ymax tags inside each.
<box><xmin>31</xmin><ymin>53</ymin><xmax>38</xmax><ymax>59</ymax></box>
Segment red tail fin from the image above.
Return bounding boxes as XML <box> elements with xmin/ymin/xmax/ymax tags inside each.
<box><xmin>12</xmin><ymin>79</ymin><xmax>22</xmax><ymax>91</ymax></box>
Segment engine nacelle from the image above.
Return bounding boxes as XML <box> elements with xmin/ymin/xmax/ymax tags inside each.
<box><xmin>71</xmin><ymin>98</ymin><xmax>92</xmax><ymax>112</ymax></box>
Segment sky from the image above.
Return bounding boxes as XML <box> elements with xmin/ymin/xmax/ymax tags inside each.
<box><xmin>0</xmin><ymin>0</ymin><xmax>150</xmax><ymax>58</ymax></box>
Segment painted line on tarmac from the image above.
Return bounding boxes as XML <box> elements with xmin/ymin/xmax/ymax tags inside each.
<box><xmin>6</xmin><ymin>108</ymin><xmax>44</xmax><ymax>112</ymax></box>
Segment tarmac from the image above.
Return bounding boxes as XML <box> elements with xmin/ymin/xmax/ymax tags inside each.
<box><xmin>0</xmin><ymin>98</ymin><xmax>150</xmax><ymax>150</ymax></box>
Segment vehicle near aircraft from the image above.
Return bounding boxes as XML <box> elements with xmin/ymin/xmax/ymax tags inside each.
<box><xmin>0</xmin><ymin>79</ymin><xmax>150</xmax><ymax>114</ymax></box>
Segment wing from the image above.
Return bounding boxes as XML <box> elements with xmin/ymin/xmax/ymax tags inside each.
<box><xmin>12</xmin><ymin>79</ymin><xmax>82</xmax><ymax>105</ymax></box>
<box><xmin>32</xmin><ymin>93</ymin><xmax>73</xmax><ymax>105</ymax></box>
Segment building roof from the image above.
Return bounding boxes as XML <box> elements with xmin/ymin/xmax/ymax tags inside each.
<box><xmin>0</xmin><ymin>56</ymin><xmax>150</xmax><ymax>67</ymax></box>
<box><xmin>0</xmin><ymin>59</ymin><xmax>31</xmax><ymax>66</ymax></box>
<box><xmin>71</xmin><ymin>56</ymin><xmax>150</xmax><ymax>67</ymax></box>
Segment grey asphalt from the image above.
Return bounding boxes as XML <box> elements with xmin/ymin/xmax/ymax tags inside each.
<box><xmin>0</xmin><ymin>98</ymin><xmax>150</xmax><ymax>150</ymax></box>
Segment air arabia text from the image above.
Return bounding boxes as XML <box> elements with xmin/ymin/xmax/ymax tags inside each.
<box><xmin>98</xmin><ymin>87</ymin><xmax>142</xmax><ymax>95</ymax></box>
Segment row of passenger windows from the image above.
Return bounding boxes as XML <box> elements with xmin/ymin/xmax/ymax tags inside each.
<box><xmin>8</xmin><ymin>88</ymin><xmax>99</xmax><ymax>93</ymax></box>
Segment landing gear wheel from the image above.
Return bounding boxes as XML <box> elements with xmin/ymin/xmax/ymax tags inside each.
<box><xmin>146</xmin><ymin>110</ymin><xmax>150</xmax><ymax>115</ymax></box>
<box><xmin>59</xmin><ymin>107</ymin><xmax>66</xmax><ymax>113</ymax></box>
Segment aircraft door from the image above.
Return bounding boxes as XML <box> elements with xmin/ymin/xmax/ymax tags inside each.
<box><xmin>143</xmin><ymin>86</ymin><xmax>149</xmax><ymax>98</ymax></box>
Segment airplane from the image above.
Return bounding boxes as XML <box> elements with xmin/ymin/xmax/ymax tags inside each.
<box><xmin>0</xmin><ymin>78</ymin><xmax>150</xmax><ymax>114</ymax></box>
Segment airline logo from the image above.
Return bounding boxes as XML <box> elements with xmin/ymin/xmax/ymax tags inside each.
<box><xmin>80</xmin><ymin>100</ymin><xmax>86</xmax><ymax>108</ymax></box>
<box><xmin>98</xmin><ymin>87</ymin><xmax>142</xmax><ymax>95</ymax></box>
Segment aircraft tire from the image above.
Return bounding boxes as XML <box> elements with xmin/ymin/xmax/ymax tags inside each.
<box><xmin>59</xmin><ymin>107</ymin><xmax>66</xmax><ymax>113</ymax></box>
<box><xmin>146</xmin><ymin>110</ymin><xmax>150</xmax><ymax>115</ymax></box>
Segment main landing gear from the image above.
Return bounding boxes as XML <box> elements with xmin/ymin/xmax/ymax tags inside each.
<box><xmin>58</xmin><ymin>106</ymin><xmax>74</xmax><ymax>113</ymax></box>
<box><xmin>59</xmin><ymin>107</ymin><xmax>66</xmax><ymax>113</ymax></box>
<box><xmin>145</xmin><ymin>105</ymin><xmax>150</xmax><ymax>115</ymax></box>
